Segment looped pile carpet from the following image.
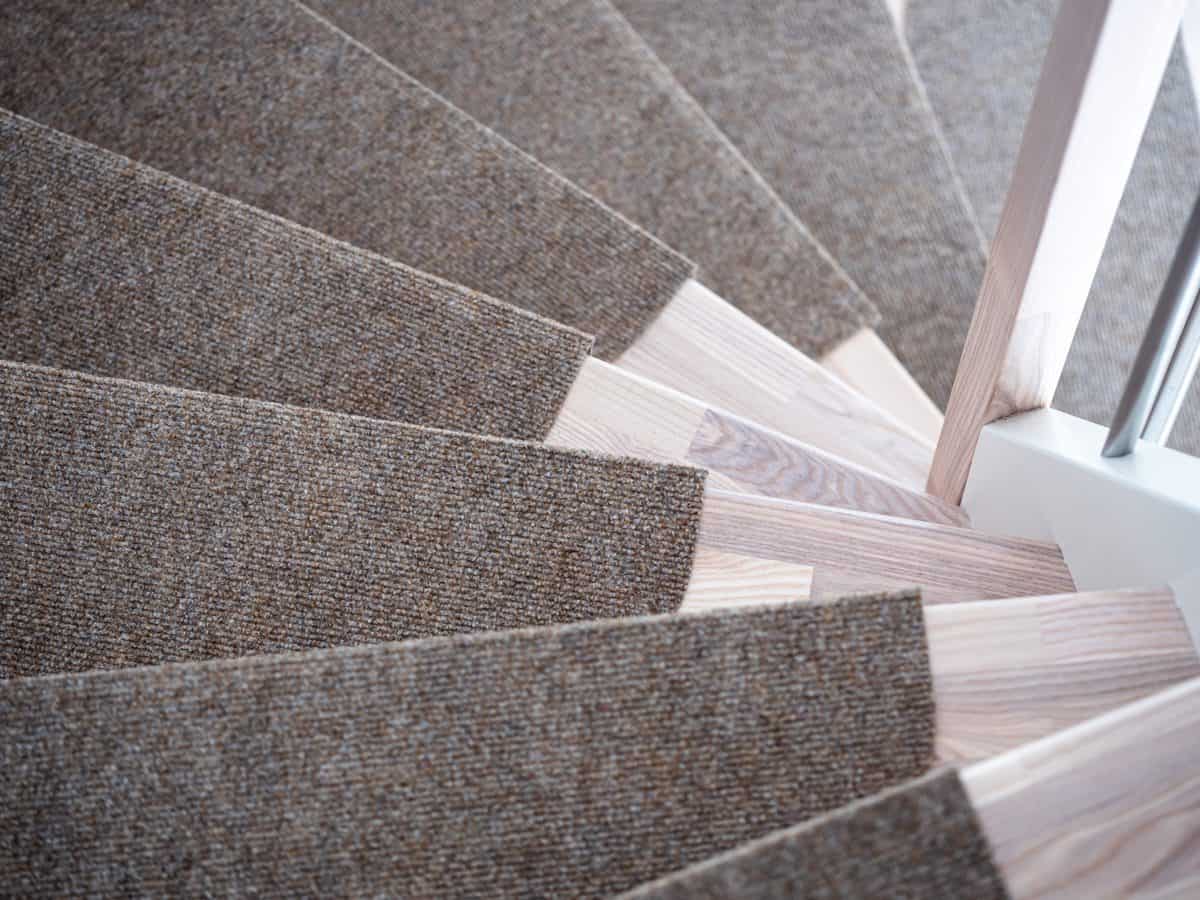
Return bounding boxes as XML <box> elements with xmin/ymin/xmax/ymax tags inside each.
<box><xmin>0</xmin><ymin>0</ymin><xmax>694</xmax><ymax>359</ymax></box>
<box><xmin>0</xmin><ymin>592</ymin><xmax>934</xmax><ymax>898</ymax></box>
<box><xmin>0</xmin><ymin>361</ymin><xmax>706</xmax><ymax>679</ymax></box>
<box><xmin>306</xmin><ymin>0</ymin><xmax>880</xmax><ymax>357</ymax></box>
<box><xmin>619</xmin><ymin>769</ymin><xmax>1009</xmax><ymax>900</ymax></box>
<box><xmin>0</xmin><ymin>110</ymin><xmax>590</xmax><ymax>441</ymax></box>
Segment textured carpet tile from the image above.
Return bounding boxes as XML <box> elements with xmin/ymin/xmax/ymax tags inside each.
<box><xmin>907</xmin><ymin>2</ymin><xmax>1200</xmax><ymax>455</ymax></box>
<box><xmin>0</xmin><ymin>592</ymin><xmax>934</xmax><ymax>898</ymax></box>
<box><xmin>304</xmin><ymin>0</ymin><xmax>880</xmax><ymax>357</ymax></box>
<box><xmin>0</xmin><ymin>111</ymin><xmax>590</xmax><ymax>442</ymax></box>
<box><xmin>615</xmin><ymin>0</ymin><xmax>987</xmax><ymax>407</ymax></box>
<box><xmin>0</xmin><ymin>0</ymin><xmax>694</xmax><ymax>360</ymax></box>
<box><xmin>619</xmin><ymin>769</ymin><xmax>1010</xmax><ymax>899</ymax></box>
<box><xmin>0</xmin><ymin>362</ymin><xmax>706</xmax><ymax>679</ymax></box>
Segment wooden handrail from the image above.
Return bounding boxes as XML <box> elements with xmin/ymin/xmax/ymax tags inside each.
<box><xmin>928</xmin><ymin>0</ymin><xmax>1186</xmax><ymax>504</ymax></box>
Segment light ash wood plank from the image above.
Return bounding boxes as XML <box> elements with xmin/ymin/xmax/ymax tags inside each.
<box><xmin>549</xmin><ymin>358</ymin><xmax>968</xmax><ymax>526</ymax></box>
<box><xmin>928</xmin><ymin>0</ymin><xmax>1186</xmax><ymax>503</ymax></box>
<box><xmin>928</xmin><ymin>587</ymin><xmax>1200</xmax><ymax>763</ymax></box>
<box><xmin>966</xmin><ymin>675</ymin><xmax>1200</xmax><ymax>899</ymax></box>
<box><xmin>616</xmin><ymin>280</ymin><xmax>935</xmax><ymax>489</ymax></box>
<box><xmin>549</xmin><ymin>358</ymin><xmax>706</xmax><ymax>464</ymax></box>
<box><xmin>696</xmin><ymin>490</ymin><xmax>1073</xmax><ymax>605</ymax></box>
<box><xmin>681</xmin><ymin>548</ymin><xmax>813</xmax><ymax>613</ymax></box>
<box><xmin>688</xmin><ymin>408</ymin><xmax>965</xmax><ymax>524</ymax></box>
<box><xmin>820</xmin><ymin>327</ymin><xmax>944</xmax><ymax>444</ymax></box>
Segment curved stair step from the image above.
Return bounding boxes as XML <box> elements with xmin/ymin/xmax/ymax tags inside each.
<box><xmin>0</xmin><ymin>111</ymin><xmax>956</xmax><ymax>523</ymax></box>
<box><xmin>0</xmin><ymin>0</ymin><xmax>937</xmax><ymax>489</ymax></box>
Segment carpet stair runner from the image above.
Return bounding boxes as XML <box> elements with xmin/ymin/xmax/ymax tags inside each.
<box><xmin>0</xmin><ymin>0</ymin><xmax>939</xmax><ymax>488</ymax></box>
<box><xmin>0</xmin><ymin>361</ymin><xmax>704</xmax><ymax>678</ymax></box>
<box><xmin>614</xmin><ymin>0</ymin><xmax>988</xmax><ymax>408</ymax></box>
<box><xmin>0</xmin><ymin>111</ymin><xmax>959</xmax><ymax>525</ymax></box>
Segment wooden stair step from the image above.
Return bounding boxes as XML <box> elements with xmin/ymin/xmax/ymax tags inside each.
<box><xmin>0</xmin><ymin>0</ymin><xmax>938</xmax><ymax>491</ymax></box>
<box><xmin>308</xmin><ymin>0</ymin><xmax>943</xmax><ymax>443</ymax></box>
<box><xmin>1</xmin><ymin>111</ymin><xmax>956</xmax><ymax>526</ymax></box>
<box><xmin>693</xmin><ymin>490</ymin><xmax>1075</xmax><ymax>605</ymax></box>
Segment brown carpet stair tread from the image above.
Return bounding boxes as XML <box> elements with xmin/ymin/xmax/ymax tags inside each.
<box><xmin>0</xmin><ymin>109</ymin><xmax>590</xmax><ymax>442</ymax></box>
<box><xmin>304</xmin><ymin>0</ymin><xmax>880</xmax><ymax>359</ymax></box>
<box><xmin>0</xmin><ymin>112</ymin><xmax>960</xmax><ymax>527</ymax></box>
<box><xmin>0</xmin><ymin>592</ymin><xmax>935</xmax><ymax>898</ymax></box>
<box><xmin>628</xmin><ymin>674</ymin><xmax>1200</xmax><ymax>898</ymax></box>
<box><xmin>615</xmin><ymin>0</ymin><xmax>988</xmax><ymax>409</ymax></box>
<box><xmin>0</xmin><ymin>357</ymin><xmax>1082</xmax><ymax>682</ymax></box>
<box><xmin>0</xmin><ymin>358</ymin><xmax>1078</xmax><ymax>680</ymax></box>
<box><xmin>0</xmin><ymin>0</ymin><xmax>692</xmax><ymax>360</ymax></box>
<box><xmin>618</xmin><ymin>769</ymin><xmax>1010</xmax><ymax>900</ymax></box>
<box><xmin>0</xmin><ymin>361</ymin><xmax>707</xmax><ymax>679</ymax></box>
<box><xmin>0</xmin><ymin>0</ymin><xmax>939</xmax><ymax>491</ymax></box>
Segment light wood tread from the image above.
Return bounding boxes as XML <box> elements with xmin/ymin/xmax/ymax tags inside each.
<box><xmin>930</xmin><ymin>586</ymin><xmax>1200</xmax><ymax>763</ymax></box>
<box><xmin>820</xmin><ymin>327</ymin><xmax>945</xmax><ymax>444</ymax></box>
<box><xmin>550</xmin><ymin>357</ymin><xmax>968</xmax><ymax>527</ymax></box>
<box><xmin>681</xmin><ymin>547</ymin><xmax>813</xmax><ymax>613</ymax></box>
<box><xmin>695</xmin><ymin>489</ymin><xmax>1073</xmax><ymax>605</ymax></box>
<box><xmin>617</xmin><ymin>280</ymin><xmax>936</xmax><ymax>490</ymax></box>
<box><xmin>965</xmin><ymin>673</ymin><xmax>1200</xmax><ymax>898</ymax></box>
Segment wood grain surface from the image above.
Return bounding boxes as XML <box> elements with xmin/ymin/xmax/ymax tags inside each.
<box><xmin>681</xmin><ymin>547</ymin><xmax>813</xmax><ymax>613</ymax></box>
<box><xmin>550</xmin><ymin>357</ymin><xmax>968</xmax><ymax>526</ymax></box>
<box><xmin>966</xmin><ymin>674</ymin><xmax>1200</xmax><ymax>898</ymax></box>
<box><xmin>929</xmin><ymin>587</ymin><xmax>1200</xmax><ymax>762</ymax></box>
<box><xmin>820</xmin><ymin>326</ymin><xmax>945</xmax><ymax>444</ymax></box>
<box><xmin>617</xmin><ymin>280</ymin><xmax>936</xmax><ymax>489</ymax></box>
<box><xmin>696</xmin><ymin>490</ymin><xmax>1073</xmax><ymax>604</ymax></box>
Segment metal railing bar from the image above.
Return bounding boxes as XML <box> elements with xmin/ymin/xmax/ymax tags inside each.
<box><xmin>1102</xmin><ymin>191</ymin><xmax>1200</xmax><ymax>458</ymax></box>
<box><xmin>1142</xmin><ymin>282</ymin><xmax>1200</xmax><ymax>445</ymax></box>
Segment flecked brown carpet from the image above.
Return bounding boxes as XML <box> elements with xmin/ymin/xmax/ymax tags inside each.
<box><xmin>619</xmin><ymin>769</ymin><xmax>1010</xmax><ymax>899</ymax></box>
<box><xmin>304</xmin><ymin>0</ymin><xmax>880</xmax><ymax>358</ymax></box>
<box><xmin>614</xmin><ymin>0</ymin><xmax>987</xmax><ymax>407</ymax></box>
<box><xmin>0</xmin><ymin>0</ymin><xmax>694</xmax><ymax>360</ymax></box>
<box><xmin>0</xmin><ymin>362</ymin><xmax>706</xmax><ymax>679</ymax></box>
<box><xmin>0</xmin><ymin>110</ymin><xmax>590</xmax><ymax>441</ymax></box>
<box><xmin>0</xmin><ymin>592</ymin><xmax>934</xmax><ymax>898</ymax></box>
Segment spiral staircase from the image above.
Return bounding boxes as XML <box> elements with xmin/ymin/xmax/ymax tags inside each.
<box><xmin>0</xmin><ymin>1</ymin><xmax>1198</xmax><ymax>896</ymax></box>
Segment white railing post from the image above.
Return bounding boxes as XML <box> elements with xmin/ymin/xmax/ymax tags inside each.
<box><xmin>928</xmin><ymin>0</ymin><xmax>1187</xmax><ymax>504</ymax></box>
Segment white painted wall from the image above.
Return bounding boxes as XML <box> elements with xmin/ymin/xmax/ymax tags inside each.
<box><xmin>963</xmin><ymin>408</ymin><xmax>1200</xmax><ymax>648</ymax></box>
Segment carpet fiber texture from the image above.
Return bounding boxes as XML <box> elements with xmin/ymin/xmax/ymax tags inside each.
<box><xmin>0</xmin><ymin>362</ymin><xmax>706</xmax><ymax>679</ymax></box>
<box><xmin>0</xmin><ymin>110</ymin><xmax>590</xmax><ymax>441</ymax></box>
<box><xmin>619</xmin><ymin>769</ymin><xmax>1010</xmax><ymax>899</ymax></box>
<box><xmin>615</xmin><ymin>0</ymin><xmax>987</xmax><ymax>406</ymax></box>
<box><xmin>0</xmin><ymin>592</ymin><xmax>935</xmax><ymax>898</ymax></box>
<box><xmin>304</xmin><ymin>0</ymin><xmax>879</xmax><ymax>357</ymax></box>
<box><xmin>906</xmin><ymin>1</ymin><xmax>1200</xmax><ymax>455</ymax></box>
<box><xmin>0</xmin><ymin>0</ymin><xmax>694</xmax><ymax>360</ymax></box>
